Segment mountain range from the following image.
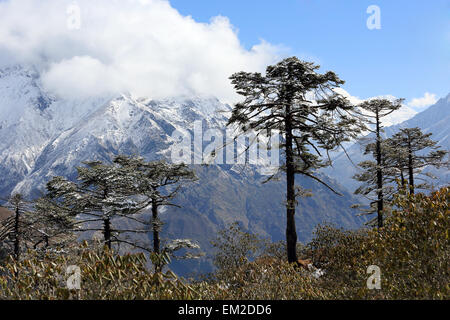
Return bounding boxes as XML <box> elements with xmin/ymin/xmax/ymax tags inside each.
<box><xmin>0</xmin><ymin>64</ymin><xmax>447</xmax><ymax>275</ymax></box>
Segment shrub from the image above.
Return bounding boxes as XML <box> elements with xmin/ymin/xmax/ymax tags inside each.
<box><xmin>0</xmin><ymin>243</ymin><xmax>202</xmax><ymax>300</ymax></box>
<box><xmin>360</xmin><ymin>187</ymin><xmax>449</xmax><ymax>299</ymax></box>
<box><xmin>1</xmin><ymin>188</ymin><xmax>447</xmax><ymax>300</ymax></box>
<box><xmin>307</xmin><ymin>187</ymin><xmax>449</xmax><ymax>299</ymax></box>
<box><xmin>207</xmin><ymin>187</ymin><xmax>449</xmax><ymax>300</ymax></box>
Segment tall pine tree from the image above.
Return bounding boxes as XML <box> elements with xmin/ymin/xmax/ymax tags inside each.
<box><xmin>227</xmin><ymin>57</ymin><xmax>364</xmax><ymax>263</ymax></box>
<box><xmin>353</xmin><ymin>98</ymin><xmax>403</xmax><ymax>228</ymax></box>
<box><xmin>44</xmin><ymin>159</ymin><xmax>157</xmax><ymax>250</ymax></box>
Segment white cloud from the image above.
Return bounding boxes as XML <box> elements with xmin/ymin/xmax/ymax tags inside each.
<box><xmin>333</xmin><ymin>88</ymin><xmax>363</xmax><ymax>105</ymax></box>
<box><xmin>42</xmin><ymin>56</ymin><xmax>120</xmax><ymax>98</ymax></box>
<box><xmin>334</xmin><ymin>88</ymin><xmax>418</xmax><ymax>127</ymax></box>
<box><xmin>0</xmin><ymin>0</ymin><xmax>284</xmax><ymax>101</ymax></box>
<box><xmin>407</xmin><ymin>92</ymin><xmax>438</xmax><ymax>111</ymax></box>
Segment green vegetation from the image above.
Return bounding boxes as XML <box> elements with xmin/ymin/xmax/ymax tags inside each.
<box><xmin>1</xmin><ymin>187</ymin><xmax>448</xmax><ymax>300</ymax></box>
<box><xmin>0</xmin><ymin>243</ymin><xmax>205</xmax><ymax>300</ymax></box>
<box><xmin>204</xmin><ymin>188</ymin><xmax>448</xmax><ymax>299</ymax></box>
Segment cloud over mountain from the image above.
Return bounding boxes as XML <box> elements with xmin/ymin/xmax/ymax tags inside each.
<box><xmin>407</xmin><ymin>92</ymin><xmax>438</xmax><ymax>111</ymax></box>
<box><xmin>334</xmin><ymin>88</ymin><xmax>418</xmax><ymax>127</ymax></box>
<box><xmin>0</xmin><ymin>0</ymin><xmax>282</xmax><ymax>101</ymax></box>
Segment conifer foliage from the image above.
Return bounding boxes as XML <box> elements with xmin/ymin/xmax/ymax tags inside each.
<box><xmin>353</xmin><ymin>98</ymin><xmax>403</xmax><ymax>228</ymax></box>
<box><xmin>227</xmin><ymin>57</ymin><xmax>364</xmax><ymax>263</ymax></box>
<box><xmin>0</xmin><ymin>194</ymin><xmax>70</xmax><ymax>261</ymax></box>
<box><xmin>387</xmin><ymin>127</ymin><xmax>447</xmax><ymax>194</ymax></box>
<box><xmin>41</xmin><ymin>155</ymin><xmax>198</xmax><ymax>270</ymax></box>
<box><xmin>354</xmin><ymin>123</ymin><xmax>448</xmax><ymax>227</ymax></box>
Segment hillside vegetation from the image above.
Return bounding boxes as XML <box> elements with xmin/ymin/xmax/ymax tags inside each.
<box><xmin>1</xmin><ymin>187</ymin><xmax>448</xmax><ymax>300</ymax></box>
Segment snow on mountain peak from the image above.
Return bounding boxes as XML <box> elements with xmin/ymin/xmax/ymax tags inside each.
<box><xmin>0</xmin><ymin>65</ymin><xmax>236</xmax><ymax>197</ymax></box>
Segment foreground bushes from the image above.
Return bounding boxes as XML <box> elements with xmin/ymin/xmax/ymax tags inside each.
<box><xmin>0</xmin><ymin>187</ymin><xmax>448</xmax><ymax>300</ymax></box>
<box><xmin>360</xmin><ymin>187</ymin><xmax>449</xmax><ymax>299</ymax></box>
<box><xmin>206</xmin><ymin>187</ymin><xmax>449</xmax><ymax>300</ymax></box>
<box><xmin>308</xmin><ymin>187</ymin><xmax>449</xmax><ymax>299</ymax></box>
<box><xmin>0</xmin><ymin>244</ymin><xmax>208</xmax><ymax>300</ymax></box>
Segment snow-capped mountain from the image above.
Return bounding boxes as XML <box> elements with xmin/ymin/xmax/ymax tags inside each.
<box><xmin>0</xmin><ymin>65</ymin><xmax>227</xmax><ymax>197</ymax></box>
<box><xmin>0</xmin><ymin>65</ymin><xmax>368</xmax><ymax>275</ymax></box>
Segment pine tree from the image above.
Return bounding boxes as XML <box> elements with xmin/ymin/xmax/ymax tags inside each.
<box><xmin>113</xmin><ymin>156</ymin><xmax>197</xmax><ymax>271</ymax></box>
<box><xmin>0</xmin><ymin>193</ymin><xmax>70</xmax><ymax>261</ymax></box>
<box><xmin>43</xmin><ymin>159</ymin><xmax>156</xmax><ymax>250</ymax></box>
<box><xmin>227</xmin><ymin>57</ymin><xmax>364</xmax><ymax>263</ymax></box>
<box><xmin>1</xmin><ymin>194</ymin><xmax>28</xmax><ymax>261</ymax></box>
<box><xmin>387</xmin><ymin>127</ymin><xmax>447</xmax><ymax>194</ymax></box>
<box><xmin>353</xmin><ymin>98</ymin><xmax>403</xmax><ymax>228</ymax></box>
<box><xmin>43</xmin><ymin>155</ymin><xmax>198</xmax><ymax>271</ymax></box>
<box><xmin>352</xmin><ymin>140</ymin><xmax>399</xmax><ymax>224</ymax></box>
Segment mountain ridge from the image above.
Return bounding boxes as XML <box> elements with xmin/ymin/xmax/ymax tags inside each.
<box><xmin>0</xmin><ymin>65</ymin><xmax>372</xmax><ymax>275</ymax></box>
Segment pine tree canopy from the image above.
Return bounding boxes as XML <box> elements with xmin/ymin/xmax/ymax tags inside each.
<box><xmin>389</xmin><ymin>127</ymin><xmax>447</xmax><ymax>170</ymax></box>
<box><xmin>42</xmin><ymin>155</ymin><xmax>197</xmax><ymax>254</ymax></box>
<box><xmin>228</xmin><ymin>56</ymin><xmax>365</xmax><ymax>183</ymax></box>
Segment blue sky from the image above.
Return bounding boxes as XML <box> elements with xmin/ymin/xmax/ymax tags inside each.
<box><xmin>171</xmin><ymin>0</ymin><xmax>450</xmax><ymax>105</ymax></box>
<box><xmin>0</xmin><ymin>0</ymin><xmax>447</xmax><ymax>108</ymax></box>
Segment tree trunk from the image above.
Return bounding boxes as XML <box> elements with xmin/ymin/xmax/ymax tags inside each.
<box><xmin>104</xmin><ymin>217</ymin><xmax>112</xmax><ymax>249</ymax></box>
<box><xmin>407</xmin><ymin>140</ymin><xmax>415</xmax><ymax>195</ymax></box>
<box><xmin>151</xmin><ymin>198</ymin><xmax>160</xmax><ymax>255</ymax></box>
<box><xmin>285</xmin><ymin>104</ymin><xmax>298</xmax><ymax>264</ymax></box>
<box><xmin>152</xmin><ymin>198</ymin><xmax>162</xmax><ymax>273</ymax></box>
<box><xmin>400</xmin><ymin>170</ymin><xmax>406</xmax><ymax>190</ymax></box>
<box><xmin>375</xmin><ymin>109</ymin><xmax>384</xmax><ymax>229</ymax></box>
<box><xmin>13</xmin><ymin>206</ymin><xmax>20</xmax><ymax>261</ymax></box>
